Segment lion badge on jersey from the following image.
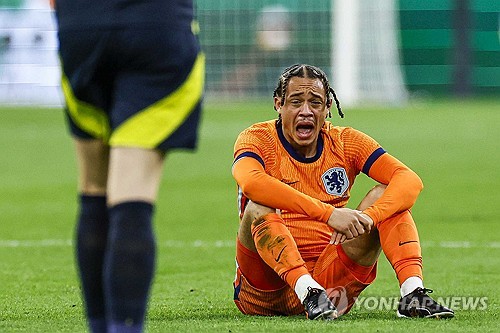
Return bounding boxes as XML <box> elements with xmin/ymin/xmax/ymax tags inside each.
<box><xmin>322</xmin><ymin>167</ymin><xmax>349</xmax><ymax>196</ymax></box>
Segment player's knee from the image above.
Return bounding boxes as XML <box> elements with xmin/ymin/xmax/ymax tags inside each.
<box><xmin>251</xmin><ymin>215</ymin><xmax>267</xmax><ymax>229</ymax></box>
<box><xmin>238</xmin><ymin>201</ymin><xmax>276</xmax><ymax>251</ymax></box>
<box><xmin>243</xmin><ymin>201</ymin><xmax>276</xmax><ymax>228</ymax></box>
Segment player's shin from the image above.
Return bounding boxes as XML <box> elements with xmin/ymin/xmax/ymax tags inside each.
<box><xmin>76</xmin><ymin>195</ymin><xmax>109</xmax><ymax>332</ymax></box>
<box><xmin>377</xmin><ymin>210</ymin><xmax>423</xmax><ymax>292</ymax></box>
<box><xmin>251</xmin><ymin>213</ymin><xmax>322</xmax><ymax>301</ymax></box>
<box><xmin>104</xmin><ymin>201</ymin><xmax>156</xmax><ymax>332</ymax></box>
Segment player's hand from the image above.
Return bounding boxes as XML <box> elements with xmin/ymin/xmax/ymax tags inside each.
<box><xmin>327</xmin><ymin>208</ymin><xmax>373</xmax><ymax>245</ymax></box>
<box><xmin>358</xmin><ymin>212</ymin><xmax>374</xmax><ymax>232</ymax></box>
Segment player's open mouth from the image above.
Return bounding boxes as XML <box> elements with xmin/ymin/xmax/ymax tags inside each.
<box><xmin>296</xmin><ymin>122</ymin><xmax>315</xmax><ymax>139</ymax></box>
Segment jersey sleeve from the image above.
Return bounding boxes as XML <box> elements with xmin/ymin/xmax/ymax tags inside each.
<box><xmin>232</xmin><ymin>157</ymin><xmax>334</xmax><ymax>222</ymax></box>
<box><xmin>362</xmin><ymin>153</ymin><xmax>424</xmax><ymax>224</ymax></box>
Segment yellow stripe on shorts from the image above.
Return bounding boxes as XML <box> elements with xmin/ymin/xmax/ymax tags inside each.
<box><xmin>109</xmin><ymin>52</ymin><xmax>205</xmax><ymax>149</ymax></box>
<box><xmin>62</xmin><ymin>74</ymin><xmax>110</xmax><ymax>140</ymax></box>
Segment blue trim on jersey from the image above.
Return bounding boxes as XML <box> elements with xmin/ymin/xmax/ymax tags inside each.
<box><xmin>233</xmin><ymin>151</ymin><xmax>265</xmax><ymax>168</ymax></box>
<box><xmin>276</xmin><ymin>120</ymin><xmax>323</xmax><ymax>163</ymax></box>
<box><xmin>362</xmin><ymin>147</ymin><xmax>386</xmax><ymax>175</ymax></box>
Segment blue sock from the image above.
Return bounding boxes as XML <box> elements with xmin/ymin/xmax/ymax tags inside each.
<box><xmin>76</xmin><ymin>195</ymin><xmax>109</xmax><ymax>333</ymax></box>
<box><xmin>104</xmin><ymin>201</ymin><xmax>156</xmax><ymax>331</ymax></box>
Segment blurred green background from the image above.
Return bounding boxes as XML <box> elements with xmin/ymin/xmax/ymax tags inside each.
<box><xmin>196</xmin><ymin>0</ymin><xmax>499</xmax><ymax>97</ymax></box>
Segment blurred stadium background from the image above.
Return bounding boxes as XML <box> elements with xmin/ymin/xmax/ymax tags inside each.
<box><xmin>0</xmin><ymin>0</ymin><xmax>498</xmax><ymax>107</ymax></box>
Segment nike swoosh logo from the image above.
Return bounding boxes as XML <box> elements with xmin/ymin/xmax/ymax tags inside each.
<box><xmin>274</xmin><ymin>246</ymin><xmax>287</xmax><ymax>262</ymax></box>
<box><xmin>399</xmin><ymin>240</ymin><xmax>418</xmax><ymax>246</ymax></box>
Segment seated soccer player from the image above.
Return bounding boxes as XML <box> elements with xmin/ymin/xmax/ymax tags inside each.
<box><xmin>231</xmin><ymin>64</ymin><xmax>454</xmax><ymax>320</ymax></box>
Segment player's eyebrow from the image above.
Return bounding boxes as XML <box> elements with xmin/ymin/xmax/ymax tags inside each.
<box><xmin>288</xmin><ymin>91</ymin><xmax>324</xmax><ymax>100</ymax></box>
<box><xmin>288</xmin><ymin>91</ymin><xmax>305</xmax><ymax>98</ymax></box>
<box><xmin>310</xmin><ymin>91</ymin><xmax>324</xmax><ymax>99</ymax></box>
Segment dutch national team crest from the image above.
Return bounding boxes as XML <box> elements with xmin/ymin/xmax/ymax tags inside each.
<box><xmin>321</xmin><ymin>167</ymin><xmax>349</xmax><ymax>196</ymax></box>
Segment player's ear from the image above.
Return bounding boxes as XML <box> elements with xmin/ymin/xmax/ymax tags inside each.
<box><xmin>326</xmin><ymin>99</ymin><xmax>332</xmax><ymax>109</ymax></box>
<box><xmin>325</xmin><ymin>100</ymin><xmax>332</xmax><ymax>118</ymax></box>
<box><xmin>273</xmin><ymin>96</ymin><xmax>282</xmax><ymax>112</ymax></box>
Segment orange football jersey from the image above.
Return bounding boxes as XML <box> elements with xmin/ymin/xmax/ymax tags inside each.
<box><xmin>233</xmin><ymin>119</ymin><xmax>385</xmax><ymax>261</ymax></box>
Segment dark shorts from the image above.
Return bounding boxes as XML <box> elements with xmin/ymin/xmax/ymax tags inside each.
<box><xmin>58</xmin><ymin>26</ymin><xmax>204</xmax><ymax>151</ymax></box>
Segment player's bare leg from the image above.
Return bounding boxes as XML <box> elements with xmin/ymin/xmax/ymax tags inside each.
<box><xmin>107</xmin><ymin>147</ymin><xmax>165</xmax><ymax>206</ymax></box>
<box><xmin>75</xmin><ymin>138</ymin><xmax>109</xmax><ymax>195</ymax></box>
<box><xmin>237</xmin><ymin>201</ymin><xmax>275</xmax><ymax>252</ymax></box>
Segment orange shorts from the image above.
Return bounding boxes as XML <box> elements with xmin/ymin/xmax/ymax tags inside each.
<box><xmin>233</xmin><ymin>239</ymin><xmax>377</xmax><ymax>317</ymax></box>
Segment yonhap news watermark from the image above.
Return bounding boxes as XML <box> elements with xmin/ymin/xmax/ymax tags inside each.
<box><xmin>352</xmin><ymin>295</ymin><xmax>488</xmax><ymax>311</ymax></box>
<box><xmin>326</xmin><ymin>286</ymin><xmax>488</xmax><ymax>312</ymax></box>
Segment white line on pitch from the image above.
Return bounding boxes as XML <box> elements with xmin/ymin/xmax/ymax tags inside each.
<box><xmin>0</xmin><ymin>240</ymin><xmax>499</xmax><ymax>249</ymax></box>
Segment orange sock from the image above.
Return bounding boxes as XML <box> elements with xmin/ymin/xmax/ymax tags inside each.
<box><xmin>251</xmin><ymin>213</ymin><xmax>309</xmax><ymax>289</ymax></box>
<box><xmin>377</xmin><ymin>210</ymin><xmax>423</xmax><ymax>285</ymax></box>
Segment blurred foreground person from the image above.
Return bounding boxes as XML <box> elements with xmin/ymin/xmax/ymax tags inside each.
<box><xmin>53</xmin><ymin>0</ymin><xmax>204</xmax><ymax>331</ymax></box>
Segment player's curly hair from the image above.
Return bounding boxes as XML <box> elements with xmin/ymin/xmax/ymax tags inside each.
<box><xmin>273</xmin><ymin>64</ymin><xmax>344</xmax><ymax>118</ymax></box>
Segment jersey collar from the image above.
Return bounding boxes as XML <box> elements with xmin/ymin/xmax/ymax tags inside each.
<box><xmin>275</xmin><ymin>119</ymin><xmax>323</xmax><ymax>163</ymax></box>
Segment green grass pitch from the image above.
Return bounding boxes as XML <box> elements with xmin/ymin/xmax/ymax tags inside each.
<box><xmin>0</xmin><ymin>98</ymin><xmax>499</xmax><ymax>332</ymax></box>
